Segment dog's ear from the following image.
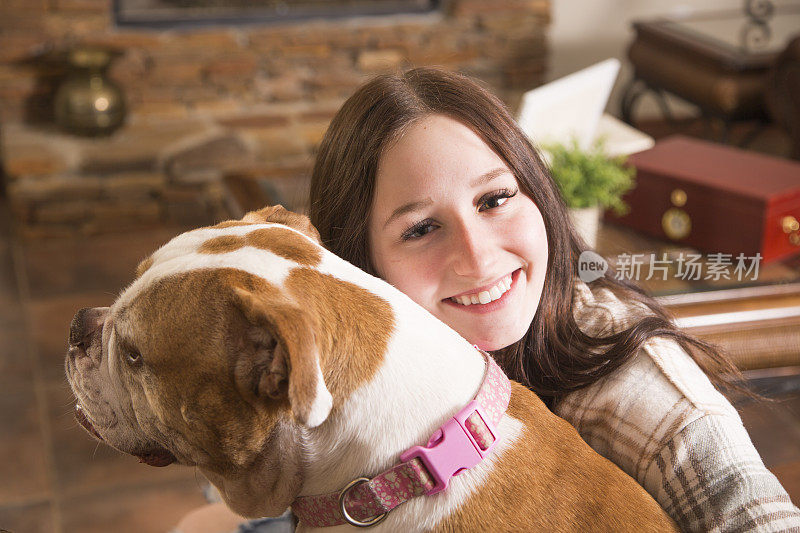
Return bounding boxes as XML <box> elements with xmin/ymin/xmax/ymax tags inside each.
<box><xmin>242</xmin><ymin>205</ymin><xmax>321</xmax><ymax>245</ymax></box>
<box><xmin>231</xmin><ymin>287</ymin><xmax>332</xmax><ymax>428</ymax></box>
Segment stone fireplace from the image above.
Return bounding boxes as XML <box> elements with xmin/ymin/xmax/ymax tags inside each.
<box><xmin>0</xmin><ymin>0</ymin><xmax>549</xmax><ymax>239</ymax></box>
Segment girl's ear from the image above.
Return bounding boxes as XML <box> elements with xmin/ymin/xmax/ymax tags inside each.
<box><xmin>231</xmin><ymin>286</ymin><xmax>332</xmax><ymax>428</ymax></box>
<box><xmin>242</xmin><ymin>205</ymin><xmax>322</xmax><ymax>244</ymax></box>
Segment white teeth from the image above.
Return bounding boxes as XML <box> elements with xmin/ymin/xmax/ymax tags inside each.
<box><xmin>452</xmin><ymin>273</ymin><xmax>515</xmax><ymax>306</ymax></box>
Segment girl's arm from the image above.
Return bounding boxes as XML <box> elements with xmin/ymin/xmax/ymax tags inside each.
<box><xmin>642</xmin><ymin>413</ymin><xmax>800</xmax><ymax>531</ymax></box>
<box><xmin>555</xmin><ymin>336</ymin><xmax>800</xmax><ymax>531</ymax></box>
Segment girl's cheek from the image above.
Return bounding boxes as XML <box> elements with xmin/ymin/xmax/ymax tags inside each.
<box><xmin>405</xmin><ymin>252</ymin><xmax>445</xmax><ymax>303</ymax></box>
<box><xmin>382</xmin><ymin>252</ymin><xmax>427</xmax><ymax>293</ymax></box>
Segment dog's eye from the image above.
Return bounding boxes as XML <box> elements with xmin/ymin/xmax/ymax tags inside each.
<box><xmin>126</xmin><ymin>350</ymin><xmax>143</xmax><ymax>367</ymax></box>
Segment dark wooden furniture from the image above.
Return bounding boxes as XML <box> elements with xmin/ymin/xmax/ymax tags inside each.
<box><xmin>766</xmin><ymin>35</ymin><xmax>800</xmax><ymax>158</ymax></box>
<box><xmin>610</xmin><ymin>136</ymin><xmax>800</xmax><ymax>263</ymax></box>
<box><xmin>621</xmin><ymin>6</ymin><xmax>800</xmax><ymax>143</ymax></box>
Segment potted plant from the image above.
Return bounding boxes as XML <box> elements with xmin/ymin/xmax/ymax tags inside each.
<box><xmin>544</xmin><ymin>140</ymin><xmax>636</xmax><ymax>248</ymax></box>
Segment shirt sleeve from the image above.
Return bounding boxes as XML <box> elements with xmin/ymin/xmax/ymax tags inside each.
<box><xmin>564</xmin><ymin>282</ymin><xmax>800</xmax><ymax>531</ymax></box>
<box><xmin>642</xmin><ymin>413</ymin><xmax>800</xmax><ymax>532</ymax></box>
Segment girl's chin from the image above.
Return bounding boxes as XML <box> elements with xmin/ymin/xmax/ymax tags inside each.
<box><xmin>471</xmin><ymin>339</ymin><xmax>514</xmax><ymax>352</ymax></box>
<box><xmin>460</xmin><ymin>327</ymin><xmax>526</xmax><ymax>352</ymax></box>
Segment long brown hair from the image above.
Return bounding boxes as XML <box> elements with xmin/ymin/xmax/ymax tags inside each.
<box><xmin>309</xmin><ymin>67</ymin><xmax>746</xmax><ymax>407</ymax></box>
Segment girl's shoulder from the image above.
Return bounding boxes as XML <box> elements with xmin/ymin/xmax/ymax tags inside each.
<box><xmin>571</xmin><ymin>280</ymin><xmax>651</xmax><ymax>336</ymax></box>
<box><xmin>571</xmin><ymin>280</ymin><xmax>736</xmax><ymax>415</ymax></box>
<box><xmin>559</xmin><ymin>282</ymin><xmax>740</xmax><ymax>461</ymax></box>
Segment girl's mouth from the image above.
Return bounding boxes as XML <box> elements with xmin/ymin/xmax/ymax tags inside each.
<box><xmin>444</xmin><ymin>269</ymin><xmax>521</xmax><ymax>313</ymax></box>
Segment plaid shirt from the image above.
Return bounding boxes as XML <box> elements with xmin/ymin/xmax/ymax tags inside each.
<box><xmin>556</xmin><ymin>282</ymin><xmax>800</xmax><ymax>532</ymax></box>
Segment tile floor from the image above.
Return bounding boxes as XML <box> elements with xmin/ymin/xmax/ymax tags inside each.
<box><xmin>1</xmin><ymin>174</ymin><xmax>799</xmax><ymax>530</ymax></box>
<box><xmin>0</xmin><ymin>208</ymin><xmax>209</xmax><ymax>533</ymax></box>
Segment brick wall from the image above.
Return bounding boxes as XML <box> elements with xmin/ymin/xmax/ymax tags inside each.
<box><xmin>0</xmin><ymin>0</ymin><xmax>550</xmax><ymax>238</ymax></box>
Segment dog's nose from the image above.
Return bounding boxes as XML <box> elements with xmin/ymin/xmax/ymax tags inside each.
<box><xmin>68</xmin><ymin>307</ymin><xmax>109</xmax><ymax>361</ymax></box>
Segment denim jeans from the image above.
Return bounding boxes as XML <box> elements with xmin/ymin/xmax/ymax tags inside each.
<box><xmin>237</xmin><ymin>510</ymin><xmax>295</xmax><ymax>533</ymax></box>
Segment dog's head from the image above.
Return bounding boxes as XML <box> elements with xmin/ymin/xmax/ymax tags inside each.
<box><xmin>64</xmin><ymin>206</ymin><xmax>394</xmax><ymax>517</ymax></box>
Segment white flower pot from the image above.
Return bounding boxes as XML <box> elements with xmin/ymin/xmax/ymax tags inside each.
<box><xmin>569</xmin><ymin>206</ymin><xmax>601</xmax><ymax>248</ymax></box>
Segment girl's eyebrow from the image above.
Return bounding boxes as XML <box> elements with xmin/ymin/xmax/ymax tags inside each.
<box><xmin>470</xmin><ymin>167</ymin><xmax>510</xmax><ymax>187</ymax></box>
<box><xmin>383</xmin><ymin>198</ymin><xmax>433</xmax><ymax>229</ymax></box>
<box><xmin>383</xmin><ymin>167</ymin><xmax>510</xmax><ymax>229</ymax></box>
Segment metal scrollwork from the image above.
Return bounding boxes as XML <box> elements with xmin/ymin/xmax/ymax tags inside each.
<box><xmin>740</xmin><ymin>21</ymin><xmax>772</xmax><ymax>52</ymax></box>
<box><xmin>741</xmin><ymin>0</ymin><xmax>775</xmax><ymax>52</ymax></box>
<box><xmin>744</xmin><ymin>0</ymin><xmax>774</xmax><ymax>22</ymax></box>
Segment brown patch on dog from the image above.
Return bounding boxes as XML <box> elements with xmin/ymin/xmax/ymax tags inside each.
<box><xmin>246</xmin><ymin>227</ymin><xmax>321</xmax><ymax>265</ymax></box>
<box><xmin>242</xmin><ymin>205</ymin><xmax>321</xmax><ymax>244</ymax></box>
<box><xmin>135</xmin><ymin>256</ymin><xmax>154</xmax><ymax>278</ymax></box>
<box><xmin>430</xmin><ymin>382</ymin><xmax>678</xmax><ymax>532</ymax></box>
<box><xmin>197</xmin><ymin>228</ymin><xmax>321</xmax><ymax>266</ymax></box>
<box><xmin>198</xmin><ymin>235</ymin><xmax>247</xmax><ymax>255</ymax></box>
<box><xmin>284</xmin><ymin>268</ymin><xmax>394</xmax><ymax>403</ymax></box>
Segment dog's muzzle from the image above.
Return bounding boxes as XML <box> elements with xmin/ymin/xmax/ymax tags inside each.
<box><xmin>67</xmin><ymin>307</ymin><xmax>178</xmax><ymax>468</ymax></box>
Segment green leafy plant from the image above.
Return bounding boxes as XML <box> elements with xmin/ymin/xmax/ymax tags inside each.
<box><xmin>544</xmin><ymin>140</ymin><xmax>636</xmax><ymax>215</ymax></box>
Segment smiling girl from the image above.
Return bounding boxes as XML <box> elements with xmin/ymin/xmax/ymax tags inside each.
<box><xmin>305</xmin><ymin>67</ymin><xmax>800</xmax><ymax>531</ymax></box>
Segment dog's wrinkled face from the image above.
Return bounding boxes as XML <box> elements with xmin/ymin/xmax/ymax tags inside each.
<box><xmin>67</xmin><ymin>304</ymin><xmax>179</xmax><ymax>468</ymax></box>
<box><xmin>68</xmin><ymin>269</ymin><xmax>288</xmax><ymax>466</ymax></box>
<box><xmin>64</xmin><ymin>206</ymin><xmax>393</xmax><ymax>517</ymax></box>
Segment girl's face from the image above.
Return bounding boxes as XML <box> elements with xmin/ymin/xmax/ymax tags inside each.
<box><xmin>368</xmin><ymin>114</ymin><xmax>549</xmax><ymax>351</ymax></box>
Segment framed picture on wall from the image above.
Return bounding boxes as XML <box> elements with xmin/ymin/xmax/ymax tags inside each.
<box><xmin>114</xmin><ymin>0</ymin><xmax>440</xmax><ymax>28</ymax></box>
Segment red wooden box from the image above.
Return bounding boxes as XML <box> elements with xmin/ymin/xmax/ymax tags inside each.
<box><xmin>608</xmin><ymin>136</ymin><xmax>800</xmax><ymax>263</ymax></box>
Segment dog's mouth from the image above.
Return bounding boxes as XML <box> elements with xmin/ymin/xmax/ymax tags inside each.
<box><xmin>134</xmin><ymin>448</ymin><xmax>177</xmax><ymax>467</ymax></box>
<box><xmin>74</xmin><ymin>404</ymin><xmax>177</xmax><ymax>468</ymax></box>
<box><xmin>75</xmin><ymin>403</ymin><xmax>105</xmax><ymax>441</ymax></box>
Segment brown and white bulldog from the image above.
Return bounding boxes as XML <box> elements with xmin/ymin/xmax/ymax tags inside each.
<box><xmin>65</xmin><ymin>206</ymin><xmax>677</xmax><ymax>532</ymax></box>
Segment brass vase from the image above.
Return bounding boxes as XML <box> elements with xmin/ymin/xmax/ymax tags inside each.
<box><xmin>54</xmin><ymin>47</ymin><xmax>126</xmax><ymax>136</ymax></box>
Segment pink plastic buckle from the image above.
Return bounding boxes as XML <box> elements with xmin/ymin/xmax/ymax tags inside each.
<box><xmin>399</xmin><ymin>400</ymin><xmax>499</xmax><ymax>495</ymax></box>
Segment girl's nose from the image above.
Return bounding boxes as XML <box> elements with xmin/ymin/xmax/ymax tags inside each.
<box><xmin>449</xmin><ymin>221</ymin><xmax>496</xmax><ymax>278</ymax></box>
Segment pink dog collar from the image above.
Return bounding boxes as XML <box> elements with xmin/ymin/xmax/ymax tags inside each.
<box><xmin>291</xmin><ymin>350</ymin><xmax>511</xmax><ymax>528</ymax></box>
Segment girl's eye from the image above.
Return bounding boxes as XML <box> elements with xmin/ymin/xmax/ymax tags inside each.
<box><xmin>478</xmin><ymin>188</ymin><xmax>517</xmax><ymax>212</ymax></box>
<box><xmin>401</xmin><ymin>219</ymin><xmax>437</xmax><ymax>241</ymax></box>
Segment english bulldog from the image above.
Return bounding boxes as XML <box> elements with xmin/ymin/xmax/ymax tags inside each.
<box><xmin>65</xmin><ymin>206</ymin><xmax>677</xmax><ymax>532</ymax></box>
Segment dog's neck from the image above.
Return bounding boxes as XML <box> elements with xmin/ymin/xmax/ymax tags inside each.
<box><xmin>299</xmin><ymin>256</ymin><xmax>489</xmax><ymax>499</ymax></box>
